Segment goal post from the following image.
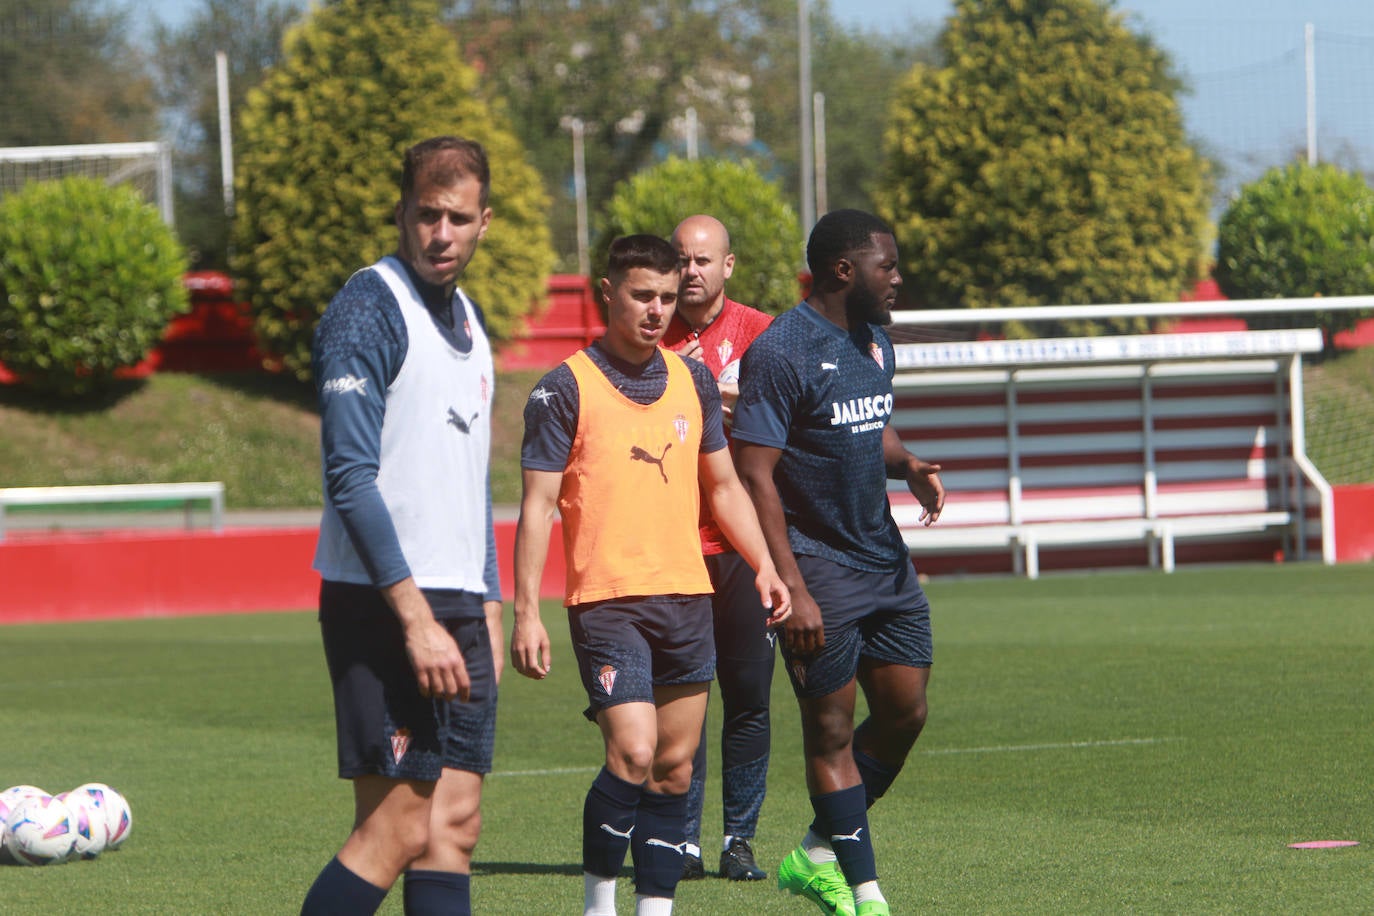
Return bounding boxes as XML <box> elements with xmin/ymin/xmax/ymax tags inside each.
<box><xmin>0</xmin><ymin>141</ymin><xmax>174</xmax><ymax>227</ymax></box>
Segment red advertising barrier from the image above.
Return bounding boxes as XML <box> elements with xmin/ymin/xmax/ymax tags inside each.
<box><xmin>1333</xmin><ymin>483</ymin><xmax>1374</xmax><ymax>563</ymax></box>
<box><xmin>0</xmin><ymin>520</ymin><xmax>567</xmax><ymax>625</ymax></box>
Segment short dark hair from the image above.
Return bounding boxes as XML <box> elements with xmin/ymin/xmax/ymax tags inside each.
<box><xmin>806</xmin><ymin>208</ymin><xmax>894</xmax><ymax>279</ymax></box>
<box><xmin>400</xmin><ymin>136</ymin><xmax>491</xmax><ymax>208</ymax></box>
<box><xmin>606</xmin><ymin>234</ymin><xmax>679</xmax><ymax>281</ymax></box>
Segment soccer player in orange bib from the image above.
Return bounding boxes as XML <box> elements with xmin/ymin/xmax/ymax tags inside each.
<box><xmin>512</xmin><ymin>234</ymin><xmax>790</xmax><ymax>916</ymax></box>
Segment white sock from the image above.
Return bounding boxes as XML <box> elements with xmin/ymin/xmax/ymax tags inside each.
<box><xmin>634</xmin><ymin>893</ymin><xmax>674</xmax><ymax>915</ymax></box>
<box><xmin>722</xmin><ymin>835</ymin><xmax>735</xmax><ymax>853</ymax></box>
<box><xmin>584</xmin><ymin>872</ymin><xmax>617</xmax><ymax>916</ymax></box>
<box><xmin>684</xmin><ymin>842</ymin><xmax>701</xmax><ymax>858</ymax></box>
<box><xmin>802</xmin><ymin>829</ymin><xmax>837</xmax><ymax>863</ymax></box>
<box><xmin>854</xmin><ymin>881</ymin><xmax>887</xmax><ymax>905</ymax></box>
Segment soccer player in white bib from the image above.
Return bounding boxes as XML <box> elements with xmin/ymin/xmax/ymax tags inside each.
<box><xmin>302</xmin><ymin>137</ymin><xmax>503</xmax><ymax>916</ymax></box>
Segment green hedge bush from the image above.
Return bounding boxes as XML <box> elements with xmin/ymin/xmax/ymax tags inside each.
<box><xmin>0</xmin><ymin>177</ymin><xmax>189</xmax><ymax>397</ymax></box>
<box><xmin>1216</xmin><ymin>161</ymin><xmax>1374</xmax><ymax>337</ymax></box>
<box><xmin>592</xmin><ymin>157</ymin><xmax>803</xmax><ymax>316</ymax></box>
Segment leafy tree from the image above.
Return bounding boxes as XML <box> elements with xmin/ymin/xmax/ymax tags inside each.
<box><xmin>152</xmin><ymin>0</ymin><xmax>303</xmax><ymax>270</ymax></box>
<box><xmin>0</xmin><ymin>177</ymin><xmax>189</xmax><ymax>397</ymax></box>
<box><xmin>0</xmin><ymin>0</ymin><xmax>158</xmax><ymax>146</ymax></box>
<box><xmin>876</xmin><ymin>0</ymin><xmax>1210</xmax><ymax>333</ymax></box>
<box><xmin>231</xmin><ymin>0</ymin><xmax>554</xmax><ymax>381</ymax></box>
<box><xmin>1215</xmin><ymin>161</ymin><xmax>1374</xmax><ymax>338</ymax></box>
<box><xmin>446</xmin><ymin>0</ymin><xmax>929</xmax><ymax>271</ymax></box>
<box><xmin>749</xmin><ymin>10</ymin><xmax>935</xmax><ymax>222</ymax></box>
<box><xmin>592</xmin><ymin>157</ymin><xmax>803</xmax><ymax>315</ymax></box>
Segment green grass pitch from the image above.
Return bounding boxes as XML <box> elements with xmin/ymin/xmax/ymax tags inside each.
<box><xmin>1</xmin><ymin>562</ymin><xmax>1370</xmax><ymax>913</ymax></box>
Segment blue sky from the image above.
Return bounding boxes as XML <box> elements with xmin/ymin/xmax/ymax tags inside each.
<box><xmin>144</xmin><ymin>0</ymin><xmax>1374</xmax><ymax>194</ymax></box>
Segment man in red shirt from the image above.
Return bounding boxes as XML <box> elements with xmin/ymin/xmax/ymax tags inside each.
<box><xmin>661</xmin><ymin>215</ymin><xmax>778</xmax><ymax>882</ymax></box>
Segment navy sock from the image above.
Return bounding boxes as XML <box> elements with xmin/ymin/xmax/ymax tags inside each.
<box><xmin>300</xmin><ymin>856</ymin><xmax>388</xmax><ymax>916</ymax></box>
<box><xmin>810</xmin><ymin>785</ymin><xmax>877</xmax><ymax>886</ymax></box>
<box><xmin>403</xmin><ymin>869</ymin><xmax>470</xmax><ymax>916</ymax></box>
<box><xmin>632</xmin><ymin>788</ymin><xmax>689</xmax><ymax>898</ymax></box>
<box><xmin>583</xmin><ymin>766</ymin><xmax>641</xmax><ymax>878</ymax></box>
<box><xmin>853</xmin><ymin>746</ymin><xmax>900</xmax><ymax>809</ymax></box>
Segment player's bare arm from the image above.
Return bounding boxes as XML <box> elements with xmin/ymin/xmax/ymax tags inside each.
<box><xmin>381</xmin><ymin>577</ymin><xmax>470</xmax><ymax>702</ymax></box>
<box><xmin>883</xmin><ymin>424</ymin><xmax>944</xmax><ymax>526</ymax></box>
<box><xmin>698</xmin><ymin>447</ymin><xmax>792</xmax><ymax>626</ymax></box>
<box><xmin>511</xmin><ymin>468</ymin><xmax>560</xmax><ymax>680</ymax></box>
<box><xmin>735</xmin><ymin>442</ymin><xmax>825</xmax><ymax>655</ymax></box>
<box><xmin>484</xmin><ymin>599</ymin><xmax>505</xmax><ymax>686</ymax></box>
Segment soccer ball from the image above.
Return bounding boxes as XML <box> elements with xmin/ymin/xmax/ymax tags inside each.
<box><xmin>56</xmin><ymin>789</ymin><xmax>108</xmax><ymax>859</ymax></box>
<box><xmin>0</xmin><ymin>786</ymin><xmax>49</xmax><ymax>864</ymax></box>
<box><xmin>74</xmin><ymin>783</ymin><xmax>132</xmax><ymax>850</ymax></box>
<box><xmin>5</xmin><ymin>794</ymin><xmax>78</xmax><ymax>866</ymax></box>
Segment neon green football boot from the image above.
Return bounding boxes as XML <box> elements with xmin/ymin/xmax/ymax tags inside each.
<box><xmin>856</xmin><ymin>900</ymin><xmax>891</xmax><ymax>916</ymax></box>
<box><xmin>777</xmin><ymin>846</ymin><xmax>856</xmax><ymax>916</ymax></box>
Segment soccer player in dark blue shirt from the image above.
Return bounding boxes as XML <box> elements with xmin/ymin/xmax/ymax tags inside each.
<box><xmin>732</xmin><ymin>209</ymin><xmax>945</xmax><ymax>916</ymax></box>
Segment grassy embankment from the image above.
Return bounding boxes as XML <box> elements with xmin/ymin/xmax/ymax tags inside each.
<box><xmin>1</xmin><ymin>349</ymin><xmax>1371</xmax><ymax>508</ymax></box>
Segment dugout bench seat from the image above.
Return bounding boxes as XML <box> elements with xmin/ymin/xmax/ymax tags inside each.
<box><xmin>886</xmin><ymin>329</ymin><xmax>1334</xmax><ymax>578</ymax></box>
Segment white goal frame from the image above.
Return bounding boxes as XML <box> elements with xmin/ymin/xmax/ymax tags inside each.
<box><xmin>0</xmin><ymin>141</ymin><xmax>174</xmax><ymax>227</ymax></box>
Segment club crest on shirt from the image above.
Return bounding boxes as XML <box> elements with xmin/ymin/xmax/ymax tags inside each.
<box><xmin>391</xmin><ymin>728</ymin><xmax>412</xmax><ymax>763</ymax></box>
<box><xmin>717</xmin><ymin>339</ymin><xmax>734</xmax><ymax>366</ymax></box>
<box><xmin>869</xmin><ymin>341</ymin><xmax>884</xmax><ymax>370</ymax></box>
<box><xmin>674</xmin><ymin>413</ymin><xmax>690</xmax><ymax>443</ymax></box>
<box><xmin>598</xmin><ymin>665</ymin><xmax>618</xmax><ymax>695</ymax></box>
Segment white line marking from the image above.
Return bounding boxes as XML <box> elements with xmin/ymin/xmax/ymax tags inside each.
<box><xmin>492</xmin><ymin>739</ymin><xmax>1178</xmax><ymax>777</ymax></box>
<box><xmin>922</xmin><ymin>737</ymin><xmax>1179</xmax><ymax>756</ymax></box>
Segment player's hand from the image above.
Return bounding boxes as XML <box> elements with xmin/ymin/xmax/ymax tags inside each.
<box><xmin>782</xmin><ymin>583</ymin><xmax>824</xmax><ymax>656</ymax></box>
<box><xmin>510</xmin><ymin>616</ymin><xmax>552</xmax><ymax>680</ymax></box>
<box><xmin>673</xmin><ymin>337</ymin><xmax>705</xmax><ymax>363</ymax></box>
<box><xmin>756</xmin><ymin>570</ymin><xmax>792</xmax><ymax>627</ymax></box>
<box><xmin>718</xmin><ymin>380</ymin><xmax>740</xmax><ymax>422</ymax></box>
<box><xmin>907</xmin><ymin>459</ymin><xmax>945</xmax><ymax>526</ymax></box>
<box><xmin>405</xmin><ymin>619</ymin><xmax>470</xmax><ymax>702</ymax></box>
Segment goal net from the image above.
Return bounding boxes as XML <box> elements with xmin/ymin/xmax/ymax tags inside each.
<box><xmin>0</xmin><ymin>141</ymin><xmax>174</xmax><ymax>226</ymax></box>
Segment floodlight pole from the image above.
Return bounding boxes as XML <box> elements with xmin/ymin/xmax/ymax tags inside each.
<box><xmin>813</xmin><ymin>91</ymin><xmax>827</xmax><ymax>217</ymax></box>
<box><xmin>1304</xmin><ymin>23</ymin><xmax>1317</xmax><ymax>165</ymax></box>
<box><xmin>798</xmin><ymin>0</ymin><xmax>816</xmax><ymax>236</ymax></box>
<box><xmin>216</xmin><ymin>51</ymin><xmax>235</xmax><ymax>219</ymax></box>
<box><xmin>561</xmin><ymin>116</ymin><xmax>590</xmax><ymax>277</ymax></box>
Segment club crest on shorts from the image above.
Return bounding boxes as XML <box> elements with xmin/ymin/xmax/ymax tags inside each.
<box><xmin>791</xmin><ymin>659</ymin><xmax>808</xmax><ymax>687</ymax></box>
<box><xmin>869</xmin><ymin>341</ymin><xmax>884</xmax><ymax>370</ymax></box>
<box><xmin>598</xmin><ymin>664</ymin><xmax>618</xmax><ymax>695</ymax></box>
<box><xmin>674</xmin><ymin>413</ymin><xmax>689</xmax><ymax>443</ymax></box>
<box><xmin>391</xmin><ymin>728</ymin><xmax>412</xmax><ymax>763</ymax></box>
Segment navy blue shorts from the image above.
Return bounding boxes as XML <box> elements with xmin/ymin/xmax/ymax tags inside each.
<box><xmin>781</xmin><ymin>555</ymin><xmax>933</xmax><ymax>699</ymax></box>
<box><xmin>568</xmin><ymin>594</ymin><xmax>715</xmax><ymax>721</ymax></box>
<box><xmin>319</xmin><ymin>580</ymin><xmax>497</xmax><ymax>780</ymax></box>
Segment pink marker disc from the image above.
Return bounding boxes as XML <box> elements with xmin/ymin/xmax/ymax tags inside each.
<box><xmin>1287</xmin><ymin>840</ymin><xmax>1359</xmax><ymax>849</ymax></box>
